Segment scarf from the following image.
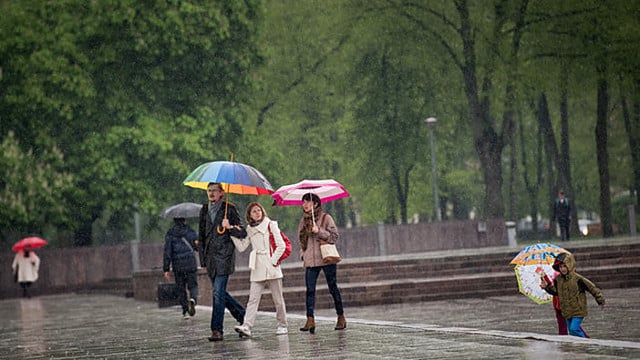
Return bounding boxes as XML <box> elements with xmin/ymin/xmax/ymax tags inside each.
<box><xmin>209</xmin><ymin>200</ymin><xmax>223</xmax><ymax>223</ymax></box>
<box><xmin>299</xmin><ymin>207</ymin><xmax>323</xmax><ymax>251</ymax></box>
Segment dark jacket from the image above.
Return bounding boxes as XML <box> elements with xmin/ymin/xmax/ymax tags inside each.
<box><xmin>199</xmin><ymin>201</ymin><xmax>246</xmax><ymax>278</ymax></box>
<box><xmin>163</xmin><ymin>223</ymin><xmax>198</xmax><ymax>273</ymax></box>
<box><xmin>553</xmin><ymin>197</ymin><xmax>571</xmax><ymax>224</ymax></box>
<box><xmin>544</xmin><ymin>252</ymin><xmax>605</xmax><ymax>319</ymax></box>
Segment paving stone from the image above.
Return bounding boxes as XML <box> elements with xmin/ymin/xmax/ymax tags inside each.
<box><xmin>0</xmin><ymin>288</ymin><xmax>639</xmax><ymax>359</ymax></box>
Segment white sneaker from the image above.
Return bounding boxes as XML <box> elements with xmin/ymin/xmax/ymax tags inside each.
<box><xmin>276</xmin><ymin>326</ymin><xmax>288</xmax><ymax>335</ymax></box>
<box><xmin>234</xmin><ymin>324</ymin><xmax>251</xmax><ymax>337</ymax></box>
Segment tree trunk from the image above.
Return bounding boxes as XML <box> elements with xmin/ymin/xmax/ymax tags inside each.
<box><xmin>558</xmin><ymin>65</ymin><xmax>580</xmax><ymax>237</ymax></box>
<box><xmin>595</xmin><ymin>66</ymin><xmax>613</xmax><ymax>237</ymax></box>
<box><xmin>504</xmin><ymin>0</ymin><xmax>528</xmax><ymax>222</ymax></box>
<box><xmin>456</xmin><ymin>0</ymin><xmax>504</xmax><ymax>219</ymax></box>
<box><xmin>621</xmin><ymin>85</ymin><xmax>640</xmax><ymax>208</ymax></box>
<box><xmin>519</xmin><ymin>109</ymin><xmax>542</xmax><ymax>236</ymax></box>
<box><xmin>537</xmin><ymin>92</ymin><xmax>561</xmax><ymax>234</ymax></box>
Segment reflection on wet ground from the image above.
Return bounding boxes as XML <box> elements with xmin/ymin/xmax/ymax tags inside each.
<box><xmin>0</xmin><ymin>289</ymin><xmax>638</xmax><ymax>359</ymax></box>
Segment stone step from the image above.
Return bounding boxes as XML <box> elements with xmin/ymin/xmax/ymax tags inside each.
<box><xmin>225</xmin><ymin>246</ymin><xmax>640</xmax><ymax>292</ymax></box>
<box><xmin>128</xmin><ymin>240</ymin><xmax>640</xmax><ymax>310</ymax></box>
<box><xmin>231</xmin><ymin>265</ymin><xmax>640</xmax><ymax>312</ymax></box>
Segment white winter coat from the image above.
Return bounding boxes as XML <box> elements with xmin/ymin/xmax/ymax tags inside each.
<box><xmin>12</xmin><ymin>251</ymin><xmax>40</xmax><ymax>283</ymax></box>
<box><xmin>232</xmin><ymin>217</ymin><xmax>285</xmax><ymax>282</ymax></box>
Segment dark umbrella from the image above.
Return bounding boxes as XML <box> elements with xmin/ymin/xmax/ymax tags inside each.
<box><xmin>158</xmin><ymin>202</ymin><xmax>203</xmax><ymax>219</ymax></box>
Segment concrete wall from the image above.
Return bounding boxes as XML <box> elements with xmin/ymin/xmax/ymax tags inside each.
<box><xmin>1</xmin><ymin>219</ymin><xmax>506</xmax><ymax>300</ymax></box>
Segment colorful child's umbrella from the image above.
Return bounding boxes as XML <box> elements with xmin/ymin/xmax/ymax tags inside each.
<box><xmin>510</xmin><ymin>243</ymin><xmax>567</xmax><ymax>266</ymax></box>
<box><xmin>514</xmin><ymin>264</ymin><xmax>554</xmax><ymax>304</ymax></box>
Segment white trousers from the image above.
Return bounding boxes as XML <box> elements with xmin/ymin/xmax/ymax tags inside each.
<box><xmin>243</xmin><ymin>278</ymin><xmax>288</xmax><ymax>328</ymax></box>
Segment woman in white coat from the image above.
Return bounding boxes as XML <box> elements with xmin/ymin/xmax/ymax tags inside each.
<box><xmin>12</xmin><ymin>244</ymin><xmax>40</xmax><ymax>298</ymax></box>
<box><xmin>232</xmin><ymin>202</ymin><xmax>288</xmax><ymax>337</ymax></box>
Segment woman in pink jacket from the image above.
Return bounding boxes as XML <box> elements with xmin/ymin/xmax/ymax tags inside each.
<box><xmin>298</xmin><ymin>193</ymin><xmax>346</xmax><ymax>333</ymax></box>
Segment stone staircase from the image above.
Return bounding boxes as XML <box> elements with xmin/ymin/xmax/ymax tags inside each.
<box><xmin>225</xmin><ymin>241</ymin><xmax>640</xmax><ymax>312</ymax></box>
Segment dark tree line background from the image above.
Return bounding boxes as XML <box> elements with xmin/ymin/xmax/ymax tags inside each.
<box><xmin>1</xmin><ymin>0</ymin><xmax>638</xmax><ymax>248</ymax></box>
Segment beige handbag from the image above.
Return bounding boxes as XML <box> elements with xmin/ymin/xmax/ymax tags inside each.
<box><xmin>317</xmin><ymin>212</ymin><xmax>341</xmax><ymax>264</ymax></box>
<box><xmin>320</xmin><ymin>242</ymin><xmax>341</xmax><ymax>264</ymax></box>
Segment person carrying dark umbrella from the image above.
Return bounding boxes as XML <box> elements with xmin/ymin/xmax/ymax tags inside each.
<box><xmin>163</xmin><ymin>217</ymin><xmax>199</xmax><ymax>319</ymax></box>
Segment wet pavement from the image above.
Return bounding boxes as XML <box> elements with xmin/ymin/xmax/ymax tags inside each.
<box><xmin>1</xmin><ymin>287</ymin><xmax>639</xmax><ymax>359</ymax></box>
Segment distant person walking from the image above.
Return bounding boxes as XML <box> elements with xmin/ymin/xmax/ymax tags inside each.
<box><xmin>298</xmin><ymin>193</ymin><xmax>346</xmax><ymax>333</ymax></box>
<box><xmin>541</xmin><ymin>252</ymin><xmax>605</xmax><ymax>337</ymax></box>
<box><xmin>199</xmin><ymin>182</ymin><xmax>247</xmax><ymax>342</ymax></box>
<box><xmin>163</xmin><ymin>217</ymin><xmax>199</xmax><ymax>319</ymax></box>
<box><xmin>232</xmin><ymin>202</ymin><xmax>289</xmax><ymax>337</ymax></box>
<box><xmin>552</xmin><ymin>191</ymin><xmax>571</xmax><ymax>241</ymax></box>
<box><xmin>12</xmin><ymin>244</ymin><xmax>40</xmax><ymax>298</ymax></box>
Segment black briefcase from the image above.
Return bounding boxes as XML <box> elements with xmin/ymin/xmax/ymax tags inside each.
<box><xmin>157</xmin><ymin>282</ymin><xmax>180</xmax><ymax>308</ymax></box>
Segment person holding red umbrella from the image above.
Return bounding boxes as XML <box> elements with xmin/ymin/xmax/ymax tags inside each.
<box><xmin>11</xmin><ymin>244</ymin><xmax>41</xmax><ymax>298</ymax></box>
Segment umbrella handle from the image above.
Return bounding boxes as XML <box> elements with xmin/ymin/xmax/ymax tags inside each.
<box><xmin>216</xmin><ymin>191</ymin><xmax>230</xmax><ymax>234</ymax></box>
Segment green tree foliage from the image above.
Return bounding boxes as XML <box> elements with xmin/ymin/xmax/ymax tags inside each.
<box><xmin>1</xmin><ymin>0</ymin><xmax>638</xmax><ymax>247</ymax></box>
<box><xmin>0</xmin><ymin>131</ymin><xmax>74</xmax><ymax>245</ymax></box>
<box><xmin>0</xmin><ymin>0</ymin><xmax>263</xmax><ymax>245</ymax></box>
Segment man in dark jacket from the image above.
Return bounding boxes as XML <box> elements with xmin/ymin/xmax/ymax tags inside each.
<box><xmin>199</xmin><ymin>182</ymin><xmax>247</xmax><ymax>342</ymax></box>
<box><xmin>552</xmin><ymin>191</ymin><xmax>571</xmax><ymax>241</ymax></box>
<box><xmin>163</xmin><ymin>217</ymin><xmax>199</xmax><ymax>318</ymax></box>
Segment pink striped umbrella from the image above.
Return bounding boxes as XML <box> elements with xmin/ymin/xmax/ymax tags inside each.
<box><xmin>271</xmin><ymin>179</ymin><xmax>349</xmax><ymax>206</ymax></box>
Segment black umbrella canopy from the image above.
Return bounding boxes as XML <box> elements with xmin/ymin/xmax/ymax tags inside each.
<box><xmin>158</xmin><ymin>202</ymin><xmax>203</xmax><ymax>219</ymax></box>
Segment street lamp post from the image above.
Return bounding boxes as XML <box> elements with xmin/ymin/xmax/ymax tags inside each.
<box><xmin>425</xmin><ymin>117</ymin><xmax>440</xmax><ymax>221</ymax></box>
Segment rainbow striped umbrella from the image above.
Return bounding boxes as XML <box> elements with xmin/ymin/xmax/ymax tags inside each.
<box><xmin>510</xmin><ymin>243</ymin><xmax>567</xmax><ymax>266</ymax></box>
<box><xmin>183</xmin><ymin>161</ymin><xmax>274</xmax><ymax>195</ymax></box>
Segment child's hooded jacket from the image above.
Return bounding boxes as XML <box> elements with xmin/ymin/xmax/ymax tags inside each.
<box><xmin>544</xmin><ymin>252</ymin><xmax>605</xmax><ymax>319</ymax></box>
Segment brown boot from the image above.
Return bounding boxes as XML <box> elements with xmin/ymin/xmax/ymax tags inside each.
<box><xmin>300</xmin><ymin>316</ymin><xmax>315</xmax><ymax>334</ymax></box>
<box><xmin>208</xmin><ymin>329</ymin><xmax>223</xmax><ymax>342</ymax></box>
<box><xmin>335</xmin><ymin>314</ymin><xmax>346</xmax><ymax>330</ymax></box>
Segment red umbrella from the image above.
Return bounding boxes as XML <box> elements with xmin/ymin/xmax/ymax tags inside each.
<box><xmin>12</xmin><ymin>237</ymin><xmax>48</xmax><ymax>252</ymax></box>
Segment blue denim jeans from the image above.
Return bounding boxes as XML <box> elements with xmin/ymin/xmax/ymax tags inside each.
<box><xmin>566</xmin><ymin>317</ymin><xmax>586</xmax><ymax>337</ymax></box>
<box><xmin>210</xmin><ymin>275</ymin><xmax>245</xmax><ymax>333</ymax></box>
<box><xmin>174</xmin><ymin>270</ymin><xmax>198</xmax><ymax>313</ymax></box>
<box><xmin>305</xmin><ymin>264</ymin><xmax>344</xmax><ymax>317</ymax></box>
